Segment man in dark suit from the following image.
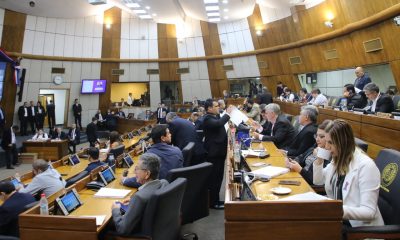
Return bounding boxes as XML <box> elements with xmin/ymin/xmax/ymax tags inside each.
<box><xmin>342</xmin><ymin>84</ymin><xmax>367</xmax><ymax>109</ymax></box>
<box><xmin>1</xmin><ymin>126</ymin><xmax>19</xmax><ymax>169</ymax></box>
<box><xmin>18</xmin><ymin>102</ymin><xmax>29</xmax><ymax>136</ymax></box>
<box><xmin>86</xmin><ymin>117</ymin><xmax>99</xmax><ymax>147</ymax></box>
<box><xmin>0</xmin><ymin>104</ymin><xmax>5</xmax><ymax>137</ymax></box>
<box><xmin>299</xmin><ymin>88</ymin><xmax>312</xmax><ymax>103</ymax></box>
<box><xmin>256</xmin><ymin>87</ymin><xmax>273</xmax><ymax>105</ymax></box>
<box><xmin>47</xmin><ymin>100</ymin><xmax>56</xmax><ymax>129</ymax></box>
<box><xmin>116</xmin><ymin>108</ymin><xmax>126</xmax><ymax>118</ymax></box>
<box><xmin>252</xmin><ymin>104</ymin><xmax>296</xmax><ymax>149</ymax></box>
<box><xmin>28</xmin><ymin>101</ymin><xmax>37</xmax><ymax>134</ymax></box>
<box><xmin>35</xmin><ymin>101</ymin><xmax>46</xmax><ymax>130</ymax></box>
<box><xmin>166</xmin><ymin>112</ymin><xmax>207</xmax><ymax>166</ymax></box>
<box><xmin>363</xmin><ymin>83</ymin><xmax>395</xmax><ymax>113</ymax></box>
<box><xmin>354</xmin><ymin>66</ymin><xmax>372</xmax><ymax>92</ymax></box>
<box><xmin>72</xmin><ymin>99</ymin><xmax>82</xmax><ymax>130</ymax></box>
<box><xmin>68</xmin><ymin>124</ymin><xmax>80</xmax><ymax>153</ymax></box>
<box><xmin>203</xmin><ymin>99</ymin><xmax>232</xmax><ymax>209</ymax></box>
<box><xmin>283</xmin><ymin>105</ymin><xmax>318</xmax><ymax>158</ymax></box>
<box><xmin>156</xmin><ymin>103</ymin><xmax>167</xmax><ymax>123</ymax></box>
<box><xmin>0</xmin><ymin>181</ymin><xmax>36</xmax><ymax>237</ymax></box>
<box><xmin>95</xmin><ymin>109</ymin><xmax>106</xmax><ymax>130</ymax></box>
<box><xmin>51</xmin><ymin>127</ymin><xmax>67</xmax><ymax>140</ymax></box>
<box><xmin>112</xmin><ymin>153</ymin><xmax>169</xmax><ymax>235</ymax></box>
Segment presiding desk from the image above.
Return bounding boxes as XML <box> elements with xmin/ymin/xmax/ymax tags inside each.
<box><xmin>276</xmin><ymin>101</ymin><xmax>400</xmax><ymax>158</ymax></box>
<box><xmin>224</xmin><ymin>141</ymin><xmax>343</xmax><ymax>240</ymax></box>
<box><xmin>23</xmin><ymin>140</ymin><xmax>69</xmax><ymax>160</ymax></box>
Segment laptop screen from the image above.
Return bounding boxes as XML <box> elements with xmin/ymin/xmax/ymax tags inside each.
<box><xmin>10</xmin><ymin>178</ymin><xmax>21</xmax><ymax>188</ymax></box>
<box><xmin>124</xmin><ymin>155</ymin><xmax>134</xmax><ymax>167</ymax></box>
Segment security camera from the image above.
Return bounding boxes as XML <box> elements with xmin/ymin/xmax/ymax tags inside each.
<box><xmin>29</xmin><ymin>1</ymin><xmax>35</xmax><ymax>7</ymax></box>
<box><xmin>394</xmin><ymin>16</ymin><xmax>400</xmax><ymax>26</ymax></box>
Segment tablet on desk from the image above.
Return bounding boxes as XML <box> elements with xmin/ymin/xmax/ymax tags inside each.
<box><xmin>123</xmin><ymin>155</ymin><xmax>134</xmax><ymax>167</ymax></box>
<box><xmin>55</xmin><ymin>188</ymin><xmax>83</xmax><ymax>216</ymax></box>
<box><xmin>69</xmin><ymin>154</ymin><xmax>80</xmax><ymax>165</ymax></box>
<box><xmin>98</xmin><ymin>167</ymin><xmax>116</xmax><ymax>185</ymax></box>
<box><xmin>10</xmin><ymin>178</ymin><xmax>21</xmax><ymax>188</ymax></box>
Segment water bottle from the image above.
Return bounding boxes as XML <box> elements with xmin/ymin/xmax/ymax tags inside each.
<box><xmin>39</xmin><ymin>193</ymin><xmax>49</xmax><ymax>215</ymax></box>
<box><xmin>234</xmin><ymin>141</ymin><xmax>241</xmax><ymax>163</ymax></box>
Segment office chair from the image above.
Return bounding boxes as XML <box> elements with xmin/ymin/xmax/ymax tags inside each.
<box><xmin>109</xmin><ymin>145</ymin><xmax>125</xmax><ymax>159</ymax></box>
<box><xmin>181</xmin><ymin>142</ymin><xmax>195</xmax><ymax>167</ymax></box>
<box><xmin>65</xmin><ymin>171</ymin><xmax>89</xmax><ymax>188</ymax></box>
<box><xmin>354</xmin><ymin>138</ymin><xmax>368</xmax><ymax>152</ymax></box>
<box><xmin>345</xmin><ymin>149</ymin><xmax>400</xmax><ymax>240</ymax></box>
<box><xmin>166</xmin><ymin>162</ymin><xmax>213</xmax><ymax>224</ymax></box>
<box><xmin>0</xmin><ymin>236</ymin><xmax>19</xmax><ymax>240</ymax></box>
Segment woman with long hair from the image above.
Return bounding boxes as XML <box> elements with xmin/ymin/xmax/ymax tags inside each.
<box><xmin>313</xmin><ymin>119</ymin><xmax>383</xmax><ymax>227</ymax></box>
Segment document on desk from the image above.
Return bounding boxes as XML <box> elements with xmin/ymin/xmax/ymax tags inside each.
<box><xmin>94</xmin><ymin>188</ymin><xmax>131</xmax><ymax>198</ymax></box>
<box><xmin>81</xmin><ymin>215</ymin><xmax>107</xmax><ymax>226</ymax></box>
<box><xmin>229</xmin><ymin>108</ymin><xmax>249</xmax><ymax>126</ymax></box>
<box><xmin>250</xmin><ymin>166</ymin><xmax>289</xmax><ymax>179</ymax></box>
<box><xmin>278</xmin><ymin>192</ymin><xmax>331</xmax><ymax>201</ymax></box>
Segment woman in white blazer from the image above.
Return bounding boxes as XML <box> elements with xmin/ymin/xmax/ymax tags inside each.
<box><xmin>313</xmin><ymin>119</ymin><xmax>384</xmax><ymax>227</ymax></box>
<box><xmin>31</xmin><ymin>129</ymin><xmax>49</xmax><ymax>141</ymax></box>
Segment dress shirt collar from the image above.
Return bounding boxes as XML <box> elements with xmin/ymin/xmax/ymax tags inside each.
<box><xmin>138</xmin><ymin>179</ymin><xmax>157</xmax><ymax>191</ymax></box>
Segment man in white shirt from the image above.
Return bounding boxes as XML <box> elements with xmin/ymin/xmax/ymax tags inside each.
<box><xmin>19</xmin><ymin>159</ymin><xmax>66</xmax><ymax>197</ymax></box>
<box><xmin>127</xmin><ymin>93</ymin><xmax>133</xmax><ymax>106</ymax></box>
<box><xmin>309</xmin><ymin>88</ymin><xmax>328</xmax><ymax>106</ymax></box>
<box><xmin>31</xmin><ymin>129</ymin><xmax>49</xmax><ymax>141</ymax></box>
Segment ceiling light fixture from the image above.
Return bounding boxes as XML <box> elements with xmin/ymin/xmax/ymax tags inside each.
<box><xmin>145</xmin><ymin>6</ymin><xmax>150</xmax><ymax>9</ymax></box>
<box><xmin>207</xmin><ymin>12</ymin><xmax>220</xmax><ymax>17</ymax></box>
<box><xmin>205</xmin><ymin>5</ymin><xmax>219</xmax><ymax>11</ymax></box>
<box><xmin>139</xmin><ymin>15</ymin><xmax>152</xmax><ymax>19</ymax></box>
<box><xmin>126</xmin><ymin>3</ymin><xmax>140</xmax><ymax>8</ymax></box>
<box><xmin>256</xmin><ymin>30</ymin><xmax>263</xmax><ymax>36</ymax></box>
<box><xmin>209</xmin><ymin>17</ymin><xmax>221</xmax><ymax>22</ymax></box>
<box><xmin>133</xmin><ymin>9</ymin><xmax>146</xmax><ymax>14</ymax></box>
<box><xmin>324</xmin><ymin>20</ymin><xmax>333</xmax><ymax>28</ymax></box>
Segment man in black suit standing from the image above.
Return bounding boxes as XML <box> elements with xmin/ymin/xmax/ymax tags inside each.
<box><xmin>28</xmin><ymin>101</ymin><xmax>37</xmax><ymax>134</ymax></box>
<box><xmin>18</xmin><ymin>102</ymin><xmax>29</xmax><ymax>136</ymax></box>
<box><xmin>68</xmin><ymin>123</ymin><xmax>80</xmax><ymax>153</ymax></box>
<box><xmin>51</xmin><ymin>127</ymin><xmax>67</xmax><ymax>140</ymax></box>
<box><xmin>0</xmin><ymin>104</ymin><xmax>5</xmax><ymax>137</ymax></box>
<box><xmin>156</xmin><ymin>103</ymin><xmax>167</xmax><ymax>123</ymax></box>
<box><xmin>363</xmin><ymin>83</ymin><xmax>394</xmax><ymax>113</ymax></box>
<box><xmin>256</xmin><ymin>87</ymin><xmax>273</xmax><ymax>105</ymax></box>
<box><xmin>166</xmin><ymin>112</ymin><xmax>207</xmax><ymax>166</ymax></box>
<box><xmin>72</xmin><ymin>99</ymin><xmax>82</xmax><ymax>130</ymax></box>
<box><xmin>283</xmin><ymin>105</ymin><xmax>318</xmax><ymax>158</ymax></box>
<box><xmin>47</xmin><ymin>100</ymin><xmax>56</xmax><ymax>129</ymax></box>
<box><xmin>1</xmin><ymin>126</ymin><xmax>19</xmax><ymax>169</ymax></box>
<box><xmin>86</xmin><ymin>117</ymin><xmax>99</xmax><ymax>147</ymax></box>
<box><xmin>203</xmin><ymin>99</ymin><xmax>232</xmax><ymax>209</ymax></box>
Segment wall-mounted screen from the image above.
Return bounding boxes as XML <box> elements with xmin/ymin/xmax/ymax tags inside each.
<box><xmin>81</xmin><ymin>79</ymin><xmax>107</xmax><ymax>94</ymax></box>
<box><xmin>0</xmin><ymin>62</ymin><xmax>6</xmax><ymax>101</ymax></box>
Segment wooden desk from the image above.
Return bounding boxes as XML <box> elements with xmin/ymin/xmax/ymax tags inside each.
<box><xmin>225</xmin><ymin>141</ymin><xmax>343</xmax><ymax>240</ymax></box>
<box><xmin>117</xmin><ymin>118</ymin><xmax>156</xmax><ymax>134</ymax></box>
<box><xmin>23</xmin><ymin>140</ymin><xmax>69</xmax><ymax>160</ymax></box>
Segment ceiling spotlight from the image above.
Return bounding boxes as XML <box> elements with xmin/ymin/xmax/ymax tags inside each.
<box><xmin>324</xmin><ymin>20</ymin><xmax>333</xmax><ymax>28</ymax></box>
<box><xmin>126</xmin><ymin>3</ymin><xmax>140</xmax><ymax>8</ymax></box>
<box><xmin>223</xmin><ymin>9</ymin><xmax>229</xmax><ymax>12</ymax></box>
<box><xmin>256</xmin><ymin>30</ymin><xmax>263</xmax><ymax>36</ymax></box>
<box><xmin>224</xmin><ymin>16</ymin><xmax>229</xmax><ymax>19</ymax></box>
<box><xmin>134</xmin><ymin>9</ymin><xmax>146</xmax><ymax>14</ymax></box>
<box><xmin>145</xmin><ymin>6</ymin><xmax>150</xmax><ymax>9</ymax></box>
<box><xmin>205</xmin><ymin>5</ymin><xmax>219</xmax><ymax>11</ymax></box>
<box><xmin>209</xmin><ymin>17</ymin><xmax>221</xmax><ymax>22</ymax></box>
<box><xmin>207</xmin><ymin>12</ymin><xmax>220</xmax><ymax>17</ymax></box>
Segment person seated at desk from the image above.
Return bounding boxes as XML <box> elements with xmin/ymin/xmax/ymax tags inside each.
<box><xmin>245</xmin><ymin>99</ymin><xmax>261</xmax><ymax>122</ymax></box>
<box><xmin>0</xmin><ymin>181</ymin><xmax>36</xmax><ymax>237</ymax></box>
<box><xmin>116</xmin><ymin>108</ymin><xmax>126</xmax><ymax>118</ymax></box>
<box><xmin>31</xmin><ymin>129</ymin><xmax>49</xmax><ymax>141</ymax></box>
<box><xmin>299</xmin><ymin>88</ymin><xmax>312</xmax><ymax>103</ymax></box>
<box><xmin>107</xmin><ymin>131</ymin><xmax>123</xmax><ymax>151</ymax></box>
<box><xmin>285</xmin><ymin>119</ymin><xmax>333</xmax><ymax>185</ymax></box>
<box><xmin>111</xmin><ymin>153</ymin><xmax>169</xmax><ymax>235</ymax></box>
<box><xmin>85</xmin><ymin>147</ymin><xmax>106</xmax><ymax>173</ymax></box>
<box><xmin>18</xmin><ymin>159</ymin><xmax>66</xmax><ymax>197</ymax></box>
<box><xmin>121</xmin><ymin>125</ymin><xmax>183</xmax><ymax>188</ymax></box>
<box><xmin>282</xmin><ymin>105</ymin><xmax>318</xmax><ymax>158</ymax></box>
<box><xmin>283</xmin><ymin>88</ymin><xmax>297</xmax><ymax>102</ymax></box>
<box><xmin>340</xmin><ymin>84</ymin><xmax>368</xmax><ymax>109</ymax></box>
<box><xmin>252</xmin><ymin>103</ymin><xmax>296</xmax><ymax>149</ymax></box>
<box><xmin>51</xmin><ymin>127</ymin><xmax>67</xmax><ymax>140</ymax></box>
<box><xmin>309</xmin><ymin>88</ymin><xmax>328</xmax><ymax>106</ymax></box>
<box><xmin>313</xmin><ymin>119</ymin><xmax>384</xmax><ymax>227</ymax></box>
<box><xmin>68</xmin><ymin>124</ymin><xmax>80</xmax><ymax>154</ymax></box>
<box><xmin>363</xmin><ymin>83</ymin><xmax>394</xmax><ymax>113</ymax></box>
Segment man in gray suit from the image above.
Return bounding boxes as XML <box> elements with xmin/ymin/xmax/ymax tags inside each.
<box><xmin>111</xmin><ymin>153</ymin><xmax>169</xmax><ymax>235</ymax></box>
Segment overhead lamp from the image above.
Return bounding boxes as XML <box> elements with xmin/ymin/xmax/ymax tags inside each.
<box><xmin>222</xmin><ymin>0</ymin><xmax>228</xmax><ymax>3</ymax></box>
<box><xmin>223</xmin><ymin>8</ymin><xmax>229</xmax><ymax>12</ymax></box>
<box><xmin>256</xmin><ymin>30</ymin><xmax>263</xmax><ymax>36</ymax></box>
<box><xmin>204</xmin><ymin>0</ymin><xmax>218</xmax><ymax>3</ymax></box>
<box><xmin>134</xmin><ymin>9</ymin><xmax>146</xmax><ymax>14</ymax></box>
<box><xmin>207</xmin><ymin>12</ymin><xmax>220</xmax><ymax>17</ymax></box>
<box><xmin>139</xmin><ymin>15</ymin><xmax>152</xmax><ymax>19</ymax></box>
<box><xmin>209</xmin><ymin>17</ymin><xmax>220</xmax><ymax>22</ymax></box>
<box><xmin>324</xmin><ymin>20</ymin><xmax>333</xmax><ymax>28</ymax></box>
<box><xmin>126</xmin><ymin>3</ymin><xmax>140</xmax><ymax>8</ymax></box>
<box><xmin>145</xmin><ymin>6</ymin><xmax>150</xmax><ymax>9</ymax></box>
<box><xmin>205</xmin><ymin>5</ymin><xmax>219</xmax><ymax>11</ymax></box>
<box><xmin>224</xmin><ymin>16</ymin><xmax>229</xmax><ymax>20</ymax></box>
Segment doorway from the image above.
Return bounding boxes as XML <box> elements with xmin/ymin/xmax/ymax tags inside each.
<box><xmin>39</xmin><ymin>89</ymin><xmax>69</xmax><ymax>127</ymax></box>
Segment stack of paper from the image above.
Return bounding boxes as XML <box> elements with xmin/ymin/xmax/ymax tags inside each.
<box><xmin>278</xmin><ymin>192</ymin><xmax>331</xmax><ymax>201</ymax></box>
<box><xmin>241</xmin><ymin>149</ymin><xmax>269</xmax><ymax>158</ymax></box>
<box><xmin>250</xmin><ymin>166</ymin><xmax>289</xmax><ymax>179</ymax></box>
<box><xmin>94</xmin><ymin>188</ymin><xmax>131</xmax><ymax>198</ymax></box>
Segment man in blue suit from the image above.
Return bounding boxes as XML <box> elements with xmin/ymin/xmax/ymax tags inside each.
<box><xmin>354</xmin><ymin>66</ymin><xmax>372</xmax><ymax>92</ymax></box>
<box><xmin>166</xmin><ymin>112</ymin><xmax>207</xmax><ymax>165</ymax></box>
<box><xmin>0</xmin><ymin>181</ymin><xmax>36</xmax><ymax>237</ymax></box>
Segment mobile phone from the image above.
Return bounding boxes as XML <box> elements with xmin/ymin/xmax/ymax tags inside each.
<box><xmin>278</xmin><ymin>180</ymin><xmax>301</xmax><ymax>186</ymax></box>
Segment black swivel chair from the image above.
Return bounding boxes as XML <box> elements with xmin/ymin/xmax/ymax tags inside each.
<box><xmin>110</xmin><ymin>145</ymin><xmax>125</xmax><ymax>158</ymax></box>
<box><xmin>345</xmin><ymin>149</ymin><xmax>400</xmax><ymax>240</ymax></box>
<box><xmin>182</xmin><ymin>142</ymin><xmax>195</xmax><ymax>167</ymax></box>
<box><xmin>354</xmin><ymin>138</ymin><xmax>368</xmax><ymax>152</ymax></box>
<box><xmin>166</xmin><ymin>162</ymin><xmax>213</xmax><ymax>224</ymax></box>
<box><xmin>65</xmin><ymin>171</ymin><xmax>89</xmax><ymax>187</ymax></box>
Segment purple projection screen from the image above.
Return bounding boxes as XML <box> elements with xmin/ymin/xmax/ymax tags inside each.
<box><xmin>81</xmin><ymin>79</ymin><xmax>107</xmax><ymax>94</ymax></box>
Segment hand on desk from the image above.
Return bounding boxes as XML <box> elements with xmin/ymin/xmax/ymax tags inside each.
<box><xmin>285</xmin><ymin>158</ymin><xmax>301</xmax><ymax>173</ymax></box>
<box><xmin>112</xmin><ymin>202</ymin><xmax>121</xmax><ymax>209</ymax></box>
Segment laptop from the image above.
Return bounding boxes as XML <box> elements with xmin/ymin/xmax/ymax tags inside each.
<box><xmin>55</xmin><ymin>188</ymin><xmax>84</xmax><ymax>215</ymax></box>
<box><xmin>68</xmin><ymin>154</ymin><xmax>80</xmax><ymax>166</ymax></box>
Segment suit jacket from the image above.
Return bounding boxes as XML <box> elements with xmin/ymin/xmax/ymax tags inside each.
<box><xmin>28</xmin><ymin>106</ymin><xmax>36</xmax><ymax>118</ymax></box>
<box><xmin>284</xmin><ymin>123</ymin><xmax>317</xmax><ymax>157</ymax></box>
<box><xmin>347</xmin><ymin>93</ymin><xmax>367</xmax><ymax>109</ymax></box>
<box><xmin>0</xmin><ymin>192</ymin><xmax>36</xmax><ymax>236</ymax></box>
<box><xmin>47</xmin><ymin>103</ymin><xmax>55</xmax><ymax>116</ymax></box>
<box><xmin>313</xmin><ymin>148</ymin><xmax>384</xmax><ymax>227</ymax></box>
<box><xmin>18</xmin><ymin>106</ymin><xmax>28</xmax><ymax>120</ymax></box>
<box><xmin>95</xmin><ymin>113</ymin><xmax>104</xmax><ymax>121</ymax></box>
<box><xmin>52</xmin><ymin>131</ymin><xmax>67</xmax><ymax>140</ymax></box>
<box><xmin>112</xmin><ymin>179</ymin><xmax>169</xmax><ymax>235</ymax></box>
<box><xmin>72</xmin><ymin>104</ymin><xmax>82</xmax><ymax>117</ymax></box>
<box><xmin>1</xmin><ymin>128</ymin><xmax>14</xmax><ymax>149</ymax></box>
<box><xmin>35</xmin><ymin>106</ymin><xmax>46</xmax><ymax>117</ymax></box>
<box><xmin>367</xmin><ymin>94</ymin><xmax>395</xmax><ymax>113</ymax></box>
<box><xmin>147</xmin><ymin>143</ymin><xmax>183</xmax><ymax>179</ymax></box>
<box><xmin>354</xmin><ymin>74</ymin><xmax>371</xmax><ymax>90</ymax></box>
<box><xmin>246</xmin><ymin>103</ymin><xmax>261</xmax><ymax>122</ymax></box>
<box><xmin>260</xmin><ymin>115</ymin><xmax>296</xmax><ymax>149</ymax></box>
<box><xmin>68</xmin><ymin>128</ymin><xmax>81</xmax><ymax>144</ymax></box>
<box><xmin>168</xmin><ymin>117</ymin><xmax>206</xmax><ymax>157</ymax></box>
<box><xmin>86</xmin><ymin>122</ymin><xmax>98</xmax><ymax>142</ymax></box>
<box><xmin>203</xmin><ymin>113</ymin><xmax>230</xmax><ymax>158</ymax></box>
<box><xmin>257</xmin><ymin>92</ymin><xmax>273</xmax><ymax>105</ymax></box>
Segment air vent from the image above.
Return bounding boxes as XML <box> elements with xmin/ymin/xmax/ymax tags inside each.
<box><xmin>51</xmin><ymin>68</ymin><xmax>65</xmax><ymax>74</ymax></box>
<box><xmin>147</xmin><ymin>69</ymin><xmax>160</xmax><ymax>75</ymax></box>
<box><xmin>221</xmin><ymin>65</ymin><xmax>234</xmax><ymax>71</ymax></box>
<box><xmin>324</xmin><ymin>49</ymin><xmax>338</xmax><ymax>60</ymax></box>
<box><xmin>289</xmin><ymin>56</ymin><xmax>302</xmax><ymax>65</ymax></box>
<box><xmin>176</xmin><ymin>68</ymin><xmax>190</xmax><ymax>74</ymax></box>
<box><xmin>112</xmin><ymin>69</ymin><xmax>124</xmax><ymax>75</ymax></box>
<box><xmin>258</xmin><ymin>61</ymin><xmax>268</xmax><ymax>69</ymax></box>
<box><xmin>363</xmin><ymin>38</ymin><xmax>383</xmax><ymax>53</ymax></box>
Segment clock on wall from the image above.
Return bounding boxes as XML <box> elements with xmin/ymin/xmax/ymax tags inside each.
<box><xmin>53</xmin><ymin>75</ymin><xmax>63</xmax><ymax>85</ymax></box>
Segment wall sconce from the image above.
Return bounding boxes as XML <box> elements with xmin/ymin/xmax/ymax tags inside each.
<box><xmin>105</xmin><ymin>23</ymin><xmax>111</xmax><ymax>30</ymax></box>
<box><xmin>256</xmin><ymin>30</ymin><xmax>263</xmax><ymax>36</ymax></box>
<box><xmin>324</xmin><ymin>20</ymin><xmax>333</xmax><ymax>28</ymax></box>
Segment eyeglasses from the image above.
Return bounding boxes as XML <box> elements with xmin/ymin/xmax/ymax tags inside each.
<box><xmin>134</xmin><ymin>166</ymin><xmax>147</xmax><ymax>171</ymax></box>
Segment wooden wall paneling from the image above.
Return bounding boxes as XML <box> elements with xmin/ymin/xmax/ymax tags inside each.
<box><xmin>99</xmin><ymin>7</ymin><xmax>121</xmax><ymax>112</ymax></box>
<box><xmin>280</xmin><ymin>48</ymin><xmax>306</xmax><ymax>74</ymax></box>
<box><xmin>339</xmin><ymin>0</ymin><xmax>396</xmax><ymax>24</ymax></box>
<box><xmin>0</xmin><ymin>10</ymin><xmax>26</xmax><ymax>127</ymax></box>
<box><xmin>261</xmin><ymin>52</ymin><xmax>284</xmax><ymax>77</ymax></box>
<box><xmin>247</xmin><ymin>5</ymin><xmax>263</xmax><ymax>50</ymax></box>
<box><xmin>157</xmin><ymin>23</ymin><xmax>180</xmax><ymax>82</ymax></box>
<box><xmin>377</xmin><ymin>19</ymin><xmax>400</xmax><ymax>62</ymax></box>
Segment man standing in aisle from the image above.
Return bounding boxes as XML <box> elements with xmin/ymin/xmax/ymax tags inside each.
<box><xmin>1</xmin><ymin>126</ymin><xmax>20</xmax><ymax>169</ymax></box>
<box><xmin>18</xmin><ymin>102</ymin><xmax>29</xmax><ymax>136</ymax></box>
<box><xmin>203</xmin><ymin>99</ymin><xmax>232</xmax><ymax>209</ymax></box>
<box><xmin>28</xmin><ymin>101</ymin><xmax>37</xmax><ymax>134</ymax></box>
<box><xmin>47</xmin><ymin>100</ymin><xmax>56</xmax><ymax>129</ymax></box>
<box><xmin>72</xmin><ymin>99</ymin><xmax>82</xmax><ymax>130</ymax></box>
<box><xmin>86</xmin><ymin>117</ymin><xmax>99</xmax><ymax>147</ymax></box>
<box><xmin>354</xmin><ymin>66</ymin><xmax>372</xmax><ymax>93</ymax></box>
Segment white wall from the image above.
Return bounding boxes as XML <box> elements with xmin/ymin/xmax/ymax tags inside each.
<box><xmin>176</xmin><ymin>17</ymin><xmax>205</xmax><ymax>58</ymax></box>
<box><xmin>39</xmin><ymin>89</ymin><xmax>66</xmax><ymax>125</ymax></box>
<box><xmin>180</xmin><ymin>61</ymin><xmax>212</xmax><ymax>102</ymax></box>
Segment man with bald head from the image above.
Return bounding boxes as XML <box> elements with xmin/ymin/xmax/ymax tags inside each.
<box><xmin>354</xmin><ymin>66</ymin><xmax>372</xmax><ymax>92</ymax></box>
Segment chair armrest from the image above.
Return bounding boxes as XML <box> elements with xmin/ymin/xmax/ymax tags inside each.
<box><xmin>346</xmin><ymin>225</ymin><xmax>400</xmax><ymax>240</ymax></box>
<box><xmin>310</xmin><ymin>184</ymin><xmax>326</xmax><ymax>195</ymax></box>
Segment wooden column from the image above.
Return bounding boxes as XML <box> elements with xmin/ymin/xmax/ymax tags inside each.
<box><xmin>0</xmin><ymin>10</ymin><xmax>26</xmax><ymax>127</ymax></box>
<box><xmin>99</xmin><ymin>7</ymin><xmax>121</xmax><ymax>112</ymax></box>
<box><xmin>200</xmin><ymin>21</ymin><xmax>228</xmax><ymax>98</ymax></box>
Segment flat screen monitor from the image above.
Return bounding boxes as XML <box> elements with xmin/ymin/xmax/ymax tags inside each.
<box><xmin>99</xmin><ymin>167</ymin><xmax>115</xmax><ymax>185</ymax></box>
<box><xmin>241</xmin><ymin>178</ymin><xmax>257</xmax><ymax>201</ymax></box>
<box><xmin>69</xmin><ymin>154</ymin><xmax>80</xmax><ymax>165</ymax></box>
<box><xmin>0</xmin><ymin>62</ymin><xmax>6</xmax><ymax>101</ymax></box>
<box><xmin>123</xmin><ymin>155</ymin><xmax>134</xmax><ymax>167</ymax></box>
<box><xmin>56</xmin><ymin>188</ymin><xmax>83</xmax><ymax>215</ymax></box>
<box><xmin>81</xmin><ymin>79</ymin><xmax>107</xmax><ymax>94</ymax></box>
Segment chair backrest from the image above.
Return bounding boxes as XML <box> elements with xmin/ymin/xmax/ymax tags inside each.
<box><xmin>354</xmin><ymin>138</ymin><xmax>368</xmax><ymax>152</ymax></box>
<box><xmin>166</xmin><ymin>162</ymin><xmax>213</xmax><ymax>224</ymax></box>
<box><xmin>291</xmin><ymin>115</ymin><xmax>301</xmax><ymax>134</ymax></box>
<box><xmin>375</xmin><ymin>149</ymin><xmax>400</xmax><ymax>225</ymax></box>
<box><xmin>109</xmin><ymin>144</ymin><xmax>125</xmax><ymax>158</ymax></box>
<box><xmin>181</xmin><ymin>142</ymin><xmax>195</xmax><ymax>167</ymax></box>
<box><xmin>393</xmin><ymin>95</ymin><xmax>400</xmax><ymax>110</ymax></box>
<box><xmin>141</xmin><ymin>178</ymin><xmax>187</xmax><ymax>240</ymax></box>
<box><xmin>65</xmin><ymin>171</ymin><xmax>89</xmax><ymax>187</ymax></box>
